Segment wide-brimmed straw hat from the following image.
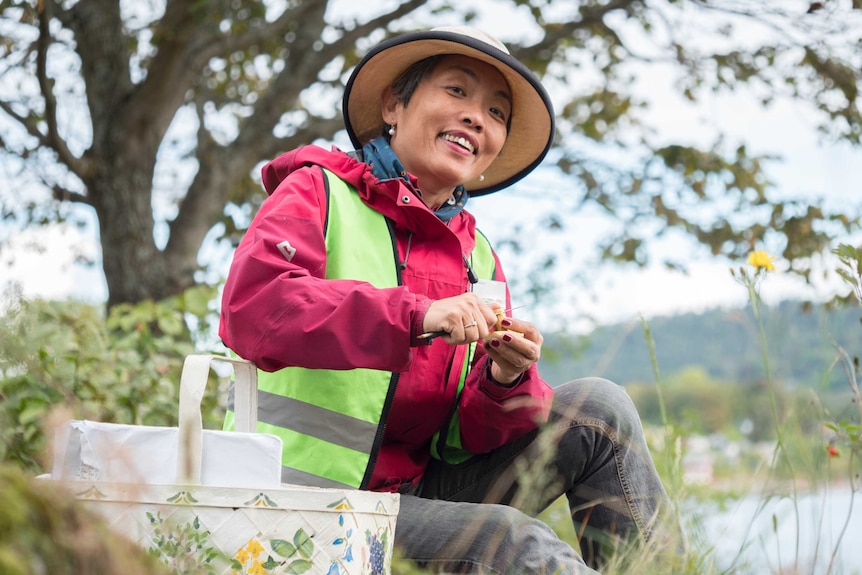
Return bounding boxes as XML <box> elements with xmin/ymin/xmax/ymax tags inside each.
<box><xmin>342</xmin><ymin>26</ymin><xmax>555</xmax><ymax>197</ymax></box>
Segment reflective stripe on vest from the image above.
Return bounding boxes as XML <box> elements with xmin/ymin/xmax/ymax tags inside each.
<box><xmin>226</xmin><ymin>167</ymin><xmax>497</xmax><ymax>487</ymax></box>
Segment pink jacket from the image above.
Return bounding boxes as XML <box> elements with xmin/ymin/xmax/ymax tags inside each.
<box><xmin>219</xmin><ymin>144</ymin><xmax>553</xmax><ymax>492</ymax></box>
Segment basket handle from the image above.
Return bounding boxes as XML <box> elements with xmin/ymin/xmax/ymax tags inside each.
<box><xmin>177</xmin><ymin>354</ymin><xmax>258</xmax><ymax>485</ymax></box>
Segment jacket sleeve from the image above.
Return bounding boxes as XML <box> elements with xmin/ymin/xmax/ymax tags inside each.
<box><xmin>219</xmin><ymin>166</ymin><xmax>423</xmax><ymax>373</ymax></box>
<box><xmin>456</xmin><ymin>252</ymin><xmax>554</xmax><ymax>454</ymax></box>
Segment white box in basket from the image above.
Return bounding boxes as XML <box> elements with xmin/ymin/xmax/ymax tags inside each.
<box><xmin>53</xmin><ymin>420</ymin><xmax>283</xmax><ymax>488</ymax></box>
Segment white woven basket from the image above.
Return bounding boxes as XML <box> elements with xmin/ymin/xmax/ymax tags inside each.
<box><xmin>48</xmin><ymin>355</ymin><xmax>399</xmax><ymax>575</ymax></box>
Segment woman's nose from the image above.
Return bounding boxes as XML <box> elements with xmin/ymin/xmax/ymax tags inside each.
<box><xmin>462</xmin><ymin>112</ymin><xmax>483</xmax><ymax>133</ymax></box>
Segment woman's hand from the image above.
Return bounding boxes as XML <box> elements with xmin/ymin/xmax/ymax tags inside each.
<box><xmin>483</xmin><ymin>316</ymin><xmax>543</xmax><ymax>386</ymax></box>
<box><xmin>424</xmin><ymin>293</ymin><xmax>498</xmax><ymax>344</ymax></box>
<box><xmin>424</xmin><ymin>296</ymin><xmax>542</xmax><ymax>385</ymax></box>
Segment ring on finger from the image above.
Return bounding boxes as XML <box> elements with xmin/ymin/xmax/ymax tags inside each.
<box><xmin>464</xmin><ymin>321</ymin><xmax>478</xmax><ymax>328</ymax></box>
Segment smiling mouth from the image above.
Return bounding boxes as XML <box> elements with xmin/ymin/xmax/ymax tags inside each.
<box><xmin>441</xmin><ymin>133</ymin><xmax>476</xmax><ymax>154</ymax></box>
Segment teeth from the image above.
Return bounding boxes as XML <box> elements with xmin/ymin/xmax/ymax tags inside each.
<box><xmin>442</xmin><ymin>134</ymin><xmax>475</xmax><ymax>153</ymax></box>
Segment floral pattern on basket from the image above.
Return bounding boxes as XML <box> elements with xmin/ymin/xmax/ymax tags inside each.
<box><xmin>137</xmin><ymin>490</ymin><xmax>395</xmax><ymax>575</ymax></box>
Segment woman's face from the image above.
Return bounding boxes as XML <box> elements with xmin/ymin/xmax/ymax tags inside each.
<box><xmin>382</xmin><ymin>55</ymin><xmax>511</xmax><ymax>206</ymax></box>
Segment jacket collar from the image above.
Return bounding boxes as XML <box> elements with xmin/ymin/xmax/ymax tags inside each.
<box><xmin>360</xmin><ymin>136</ymin><xmax>469</xmax><ymax>222</ymax></box>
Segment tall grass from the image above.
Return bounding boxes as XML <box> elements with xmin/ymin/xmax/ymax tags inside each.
<box><xmin>529</xmin><ymin>249</ymin><xmax>862</xmax><ymax>575</ymax></box>
<box><xmin>594</xmin><ymin>250</ymin><xmax>860</xmax><ymax>575</ymax></box>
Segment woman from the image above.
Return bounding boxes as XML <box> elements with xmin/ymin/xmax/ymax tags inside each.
<box><xmin>220</xmin><ymin>26</ymin><xmax>677</xmax><ymax>574</ymax></box>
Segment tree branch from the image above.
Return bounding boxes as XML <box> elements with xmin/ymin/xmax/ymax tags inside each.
<box><xmin>64</xmin><ymin>0</ymin><xmax>133</xmax><ymax>156</ymax></box>
<box><xmin>513</xmin><ymin>0</ymin><xmax>638</xmax><ymax>63</ymax></box>
<box><xmin>199</xmin><ymin>0</ymin><xmax>427</xmax><ymax>63</ymax></box>
<box><xmin>206</xmin><ymin>0</ymin><xmax>327</xmax><ymax>55</ymax></box>
<box><xmin>0</xmin><ymin>99</ymin><xmax>46</xmax><ymax>145</ymax></box>
<box><xmin>51</xmin><ymin>185</ymin><xmax>91</xmax><ymax>205</ymax></box>
<box><xmin>337</xmin><ymin>0</ymin><xmax>429</xmax><ymax>43</ymax></box>
<box><xmin>231</xmin><ymin>0</ymin><xmax>427</xmax><ymax>160</ymax></box>
<box><xmin>163</xmin><ymin>1</ymin><xmax>330</xmax><ymax>254</ymax></box>
<box><xmin>229</xmin><ymin>6</ymin><xmax>329</xmax><ymax>155</ymax></box>
<box><xmin>35</xmin><ymin>1</ymin><xmax>87</xmax><ymax>179</ymax></box>
<box><xmin>162</xmin><ymin>0</ymin><xmax>433</xmax><ymax>266</ymax></box>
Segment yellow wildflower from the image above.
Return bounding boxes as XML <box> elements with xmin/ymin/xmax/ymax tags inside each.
<box><xmin>247</xmin><ymin>539</ymin><xmax>265</xmax><ymax>559</ymax></box>
<box><xmin>235</xmin><ymin>547</ymin><xmax>250</xmax><ymax>563</ymax></box>
<box><xmin>249</xmin><ymin>560</ymin><xmax>266</xmax><ymax>575</ymax></box>
<box><xmin>747</xmin><ymin>250</ymin><xmax>776</xmax><ymax>271</ymax></box>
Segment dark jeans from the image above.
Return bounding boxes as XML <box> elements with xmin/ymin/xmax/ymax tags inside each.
<box><xmin>394</xmin><ymin>378</ymin><xmax>678</xmax><ymax>574</ymax></box>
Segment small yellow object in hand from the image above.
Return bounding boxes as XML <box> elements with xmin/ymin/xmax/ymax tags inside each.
<box><xmin>485</xmin><ymin>308</ymin><xmax>523</xmax><ymax>343</ymax></box>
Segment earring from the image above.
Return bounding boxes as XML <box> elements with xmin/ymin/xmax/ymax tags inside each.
<box><xmin>478</xmin><ymin>174</ymin><xmax>485</xmax><ymax>182</ymax></box>
<box><xmin>388</xmin><ymin>124</ymin><xmax>396</xmax><ymax>136</ymax></box>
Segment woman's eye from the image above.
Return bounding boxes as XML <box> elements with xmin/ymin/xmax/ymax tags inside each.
<box><xmin>490</xmin><ymin>107</ymin><xmax>508</xmax><ymax>122</ymax></box>
<box><xmin>447</xmin><ymin>85</ymin><xmax>465</xmax><ymax>96</ymax></box>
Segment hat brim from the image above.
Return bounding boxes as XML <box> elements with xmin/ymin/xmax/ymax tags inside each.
<box><xmin>343</xmin><ymin>30</ymin><xmax>555</xmax><ymax>197</ymax></box>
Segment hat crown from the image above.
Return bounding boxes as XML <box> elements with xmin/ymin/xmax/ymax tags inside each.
<box><xmin>429</xmin><ymin>26</ymin><xmax>511</xmax><ymax>55</ymax></box>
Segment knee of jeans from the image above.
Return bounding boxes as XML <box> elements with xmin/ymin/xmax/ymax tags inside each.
<box><xmin>554</xmin><ymin>377</ymin><xmax>642</xmax><ymax>436</ymax></box>
<box><xmin>484</xmin><ymin>505</ymin><xmax>576</xmax><ymax>570</ymax></box>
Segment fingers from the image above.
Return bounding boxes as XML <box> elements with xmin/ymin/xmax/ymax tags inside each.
<box><xmin>424</xmin><ymin>296</ymin><xmax>543</xmax><ymax>383</ymax></box>
<box><xmin>449</xmin><ymin>301</ymin><xmax>495</xmax><ymax>343</ymax></box>
<box><xmin>483</xmin><ymin>317</ymin><xmax>543</xmax><ymax>383</ymax></box>
<box><xmin>423</xmin><ymin>296</ymin><xmax>541</xmax><ymax>350</ymax></box>
<box><xmin>458</xmin><ymin>318</ymin><xmax>482</xmax><ymax>342</ymax></box>
<box><xmin>424</xmin><ymin>293</ymin><xmax>497</xmax><ymax>344</ymax></box>
<box><xmin>496</xmin><ymin>316</ymin><xmax>543</xmax><ymax>346</ymax></box>
<box><xmin>485</xmin><ymin>331</ymin><xmax>540</xmax><ymax>366</ymax></box>
<box><xmin>485</xmin><ymin>340</ymin><xmax>540</xmax><ymax>383</ymax></box>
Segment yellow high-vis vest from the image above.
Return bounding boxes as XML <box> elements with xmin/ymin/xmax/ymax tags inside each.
<box><xmin>225</xmin><ymin>167</ymin><xmax>496</xmax><ymax>489</ymax></box>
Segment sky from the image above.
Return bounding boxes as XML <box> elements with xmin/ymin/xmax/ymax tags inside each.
<box><xmin>2</xmin><ymin>1</ymin><xmax>862</xmax><ymax>332</ymax></box>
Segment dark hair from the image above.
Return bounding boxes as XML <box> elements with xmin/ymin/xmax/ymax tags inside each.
<box><xmin>391</xmin><ymin>55</ymin><xmax>444</xmax><ymax>106</ymax></box>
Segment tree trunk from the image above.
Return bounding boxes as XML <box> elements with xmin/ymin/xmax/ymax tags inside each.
<box><xmin>89</xmin><ymin>151</ymin><xmax>183</xmax><ymax>307</ymax></box>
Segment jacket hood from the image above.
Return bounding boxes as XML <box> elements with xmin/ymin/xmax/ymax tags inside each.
<box><xmin>260</xmin><ymin>144</ymin><xmax>478</xmax><ymax>250</ymax></box>
<box><xmin>262</xmin><ymin>145</ymin><xmax>367</xmax><ymax>197</ymax></box>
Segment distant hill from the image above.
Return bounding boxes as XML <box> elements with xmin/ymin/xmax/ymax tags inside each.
<box><xmin>538</xmin><ymin>300</ymin><xmax>862</xmax><ymax>389</ymax></box>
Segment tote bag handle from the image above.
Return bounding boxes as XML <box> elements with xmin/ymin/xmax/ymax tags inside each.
<box><xmin>176</xmin><ymin>354</ymin><xmax>258</xmax><ymax>484</ymax></box>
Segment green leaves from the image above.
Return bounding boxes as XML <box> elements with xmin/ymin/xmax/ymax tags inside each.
<box><xmin>286</xmin><ymin>560</ymin><xmax>313</xmax><ymax>574</ymax></box>
<box><xmin>833</xmin><ymin>243</ymin><xmax>862</xmax><ymax>304</ymax></box>
<box><xmin>269</xmin><ymin>529</ymin><xmax>315</xmax><ymax>574</ymax></box>
<box><xmin>147</xmin><ymin>512</ymin><xmax>221</xmax><ymax>575</ymax></box>
<box><xmin>0</xmin><ymin>287</ymin><xmax>224</xmax><ymax>473</ymax></box>
<box><xmin>270</xmin><ymin>538</ymin><xmax>297</xmax><ymax>558</ymax></box>
<box><xmin>271</xmin><ymin>528</ymin><xmax>314</xmax><ymax>560</ymax></box>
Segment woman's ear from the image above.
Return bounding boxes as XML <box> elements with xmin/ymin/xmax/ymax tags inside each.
<box><xmin>381</xmin><ymin>87</ymin><xmax>399</xmax><ymax>125</ymax></box>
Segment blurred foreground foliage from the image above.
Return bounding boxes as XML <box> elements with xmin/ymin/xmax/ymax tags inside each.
<box><xmin>0</xmin><ymin>463</ymin><xmax>168</xmax><ymax>575</ymax></box>
<box><xmin>0</xmin><ymin>285</ymin><xmax>223</xmax><ymax>473</ymax></box>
